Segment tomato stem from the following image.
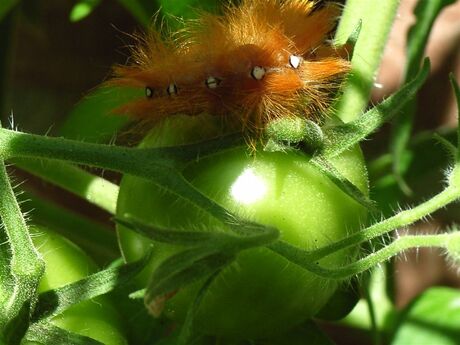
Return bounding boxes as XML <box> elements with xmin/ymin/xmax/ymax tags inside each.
<box><xmin>0</xmin><ymin>160</ymin><xmax>45</xmax><ymax>343</ymax></box>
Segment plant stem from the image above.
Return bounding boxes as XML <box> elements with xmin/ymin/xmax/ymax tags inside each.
<box><xmin>277</xmin><ymin>232</ymin><xmax>452</xmax><ymax>280</ymax></box>
<box><xmin>0</xmin><ymin>160</ymin><xmax>45</xmax><ymax>342</ymax></box>
<box><xmin>324</xmin><ymin>233</ymin><xmax>451</xmax><ymax>279</ymax></box>
<box><xmin>0</xmin><ymin>128</ymin><xmax>235</xmax><ymax>224</ymax></box>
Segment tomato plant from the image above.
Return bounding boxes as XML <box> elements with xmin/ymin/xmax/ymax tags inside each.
<box><xmin>116</xmin><ymin>114</ymin><xmax>369</xmax><ymax>338</ymax></box>
<box><xmin>1</xmin><ymin>0</ymin><xmax>460</xmax><ymax>345</ymax></box>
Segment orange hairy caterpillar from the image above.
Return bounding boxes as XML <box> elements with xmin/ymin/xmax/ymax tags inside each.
<box><xmin>111</xmin><ymin>0</ymin><xmax>350</xmax><ymax>135</ymax></box>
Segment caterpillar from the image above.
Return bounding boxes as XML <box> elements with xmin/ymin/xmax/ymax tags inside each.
<box><xmin>111</xmin><ymin>0</ymin><xmax>350</xmax><ymax>136</ymax></box>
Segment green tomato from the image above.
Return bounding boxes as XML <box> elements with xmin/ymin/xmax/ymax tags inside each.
<box><xmin>117</xmin><ymin>114</ymin><xmax>368</xmax><ymax>339</ymax></box>
<box><xmin>27</xmin><ymin>226</ymin><xmax>127</xmax><ymax>345</ymax></box>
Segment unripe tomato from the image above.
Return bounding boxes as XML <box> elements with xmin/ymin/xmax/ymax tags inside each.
<box><xmin>117</xmin><ymin>114</ymin><xmax>368</xmax><ymax>339</ymax></box>
<box><xmin>27</xmin><ymin>226</ymin><xmax>127</xmax><ymax>345</ymax></box>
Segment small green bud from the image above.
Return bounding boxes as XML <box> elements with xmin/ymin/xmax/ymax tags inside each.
<box><xmin>264</xmin><ymin>117</ymin><xmax>324</xmax><ymax>154</ymax></box>
<box><xmin>264</xmin><ymin>117</ymin><xmax>306</xmax><ymax>144</ymax></box>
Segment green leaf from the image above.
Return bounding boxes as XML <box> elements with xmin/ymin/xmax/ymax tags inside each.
<box><xmin>323</xmin><ymin>59</ymin><xmax>430</xmax><ymax>158</ymax></box>
<box><xmin>390</xmin><ymin>0</ymin><xmax>455</xmax><ymax>194</ymax></box>
<box><xmin>69</xmin><ymin>0</ymin><xmax>102</xmax><ymax>22</ymax></box>
<box><xmin>157</xmin><ymin>0</ymin><xmax>219</xmax><ymax>24</ymax></box>
<box><xmin>115</xmin><ymin>215</ymin><xmax>239</xmax><ymax>246</ymax></box>
<box><xmin>59</xmin><ymin>86</ymin><xmax>135</xmax><ymax>143</ymax></box>
<box><xmin>342</xmin><ymin>20</ymin><xmax>362</xmax><ymax>58</ymax></box>
<box><xmin>391</xmin><ymin>287</ymin><xmax>460</xmax><ymax>345</ymax></box>
<box><xmin>25</xmin><ymin>322</ymin><xmax>104</xmax><ymax>345</ymax></box>
<box><xmin>115</xmin><ymin>215</ymin><xmax>278</xmax><ymax>248</ymax></box>
<box><xmin>32</xmin><ymin>253</ymin><xmax>151</xmax><ymax>321</ymax></box>
<box><xmin>0</xmin><ymin>0</ymin><xmax>18</xmax><ymax>22</ymax></box>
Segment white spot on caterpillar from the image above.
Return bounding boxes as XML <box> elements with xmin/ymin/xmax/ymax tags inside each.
<box><xmin>167</xmin><ymin>83</ymin><xmax>178</xmax><ymax>95</ymax></box>
<box><xmin>230</xmin><ymin>168</ymin><xmax>267</xmax><ymax>204</ymax></box>
<box><xmin>289</xmin><ymin>55</ymin><xmax>301</xmax><ymax>69</ymax></box>
<box><xmin>145</xmin><ymin>87</ymin><xmax>153</xmax><ymax>98</ymax></box>
<box><xmin>251</xmin><ymin>66</ymin><xmax>265</xmax><ymax>80</ymax></box>
<box><xmin>205</xmin><ymin>76</ymin><xmax>221</xmax><ymax>89</ymax></box>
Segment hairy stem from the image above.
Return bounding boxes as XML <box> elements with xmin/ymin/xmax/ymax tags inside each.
<box><xmin>0</xmin><ymin>128</ymin><xmax>236</xmax><ymax>224</ymax></box>
<box><xmin>0</xmin><ymin>160</ymin><xmax>45</xmax><ymax>342</ymax></box>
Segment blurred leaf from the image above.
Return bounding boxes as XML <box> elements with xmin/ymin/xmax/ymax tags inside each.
<box><xmin>390</xmin><ymin>0</ymin><xmax>456</xmax><ymax>194</ymax></box>
<box><xmin>116</xmin><ymin>0</ymin><xmax>156</xmax><ymax>27</ymax></box>
<box><xmin>59</xmin><ymin>86</ymin><xmax>137</xmax><ymax>143</ymax></box>
<box><xmin>391</xmin><ymin>287</ymin><xmax>460</xmax><ymax>345</ymax></box>
<box><xmin>156</xmin><ymin>0</ymin><xmax>220</xmax><ymax>29</ymax></box>
<box><xmin>69</xmin><ymin>0</ymin><xmax>102</xmax><ymax>22</ymax></box>
<box><xmin>369</xmin><ymin>128</ymin><xmax>456</xmax><ymax>216</ymax></box>
<box><xmin>0</xmin><ymin>0</ymin><xmax>18</xmax><ymax>22</ymax></box>
<box><xmin>158</xmin><ymin>0</ymin><xmax>219</xmax><ymax>18</ymax></box>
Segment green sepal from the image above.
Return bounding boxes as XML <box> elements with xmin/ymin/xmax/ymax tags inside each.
<box><xmin>342</xmin><ymin>20</ymin><xmax>362</xmax><ymax>57</ymax></box>
<box><xmin>115</xmin><ymin>214</ymin><xmax>279</xmax><ymax>248</ymax></box>
<box><xmin>311</xmin><ymin>156</ymin><xmax>375</xmax><ymax>210</ymax></box>
<box><xmin>117</xmin><ymin>215</ymin><xmax>279</xmax><ymax>315</ymax></box>
<box><xmin>178</xmin><ymin>271</ymin><xmax>221</xmax><ymax>345</ymax></box>
<box><xmin>144</xmin><ymin>246</ymin><xmax>235</xmax><ymax>316</ymax></box>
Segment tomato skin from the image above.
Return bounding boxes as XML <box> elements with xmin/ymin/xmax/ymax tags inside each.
<box><xmin>117</xmin><ymin>114</ymin><xmax>368</xmax><ymax>339</ymax></box>
<box><xmin>25</xmin><ymin>226</ymin><xmax>127</xmax><ymax>345</ymax></box>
